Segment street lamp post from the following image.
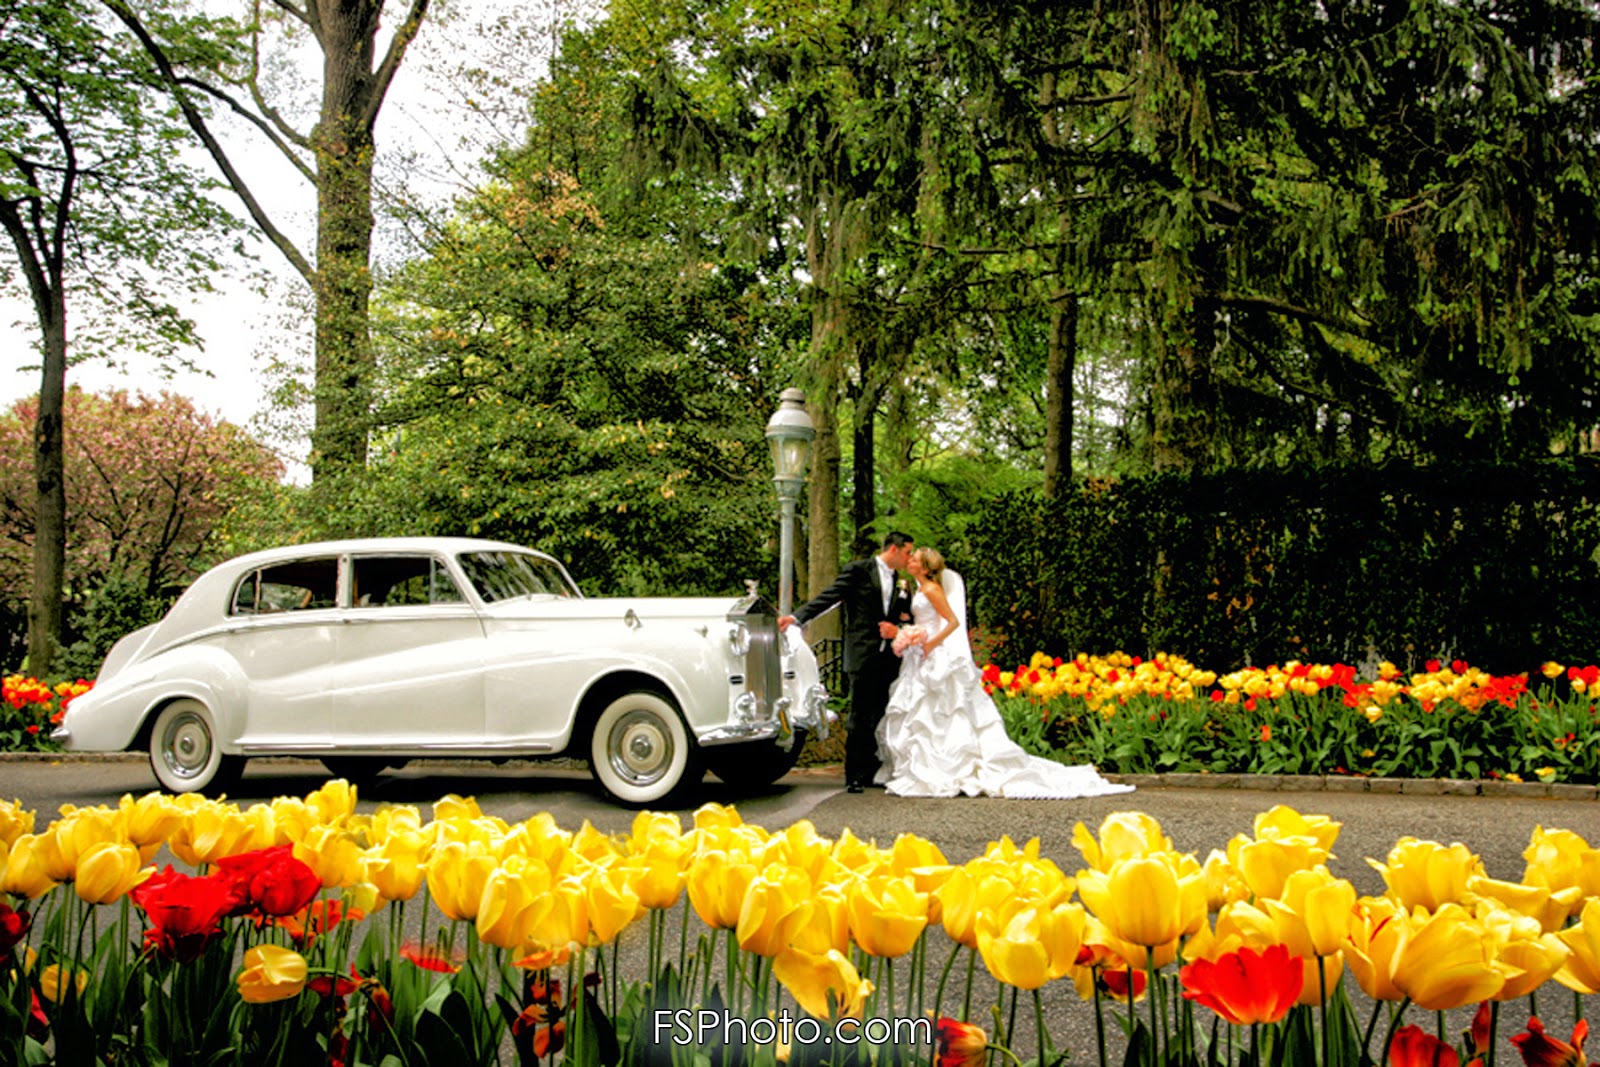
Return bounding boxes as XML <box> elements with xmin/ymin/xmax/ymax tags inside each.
<box><xmin>765</xmin><ymin>388</ymin><xmax>815</xmax><ymax>616</ymax></box>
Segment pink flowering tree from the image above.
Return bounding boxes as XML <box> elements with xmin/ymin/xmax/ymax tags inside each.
<box><xmin>0</xmin><ymin>388</ymin><xmax>281</xmax><ymax>669</ymax></box>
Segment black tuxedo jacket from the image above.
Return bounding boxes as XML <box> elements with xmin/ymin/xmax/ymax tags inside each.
<box><xmin>792</xmin><ymin>557</ymin><xmax>912</xmax><ymax>674</ymax></box>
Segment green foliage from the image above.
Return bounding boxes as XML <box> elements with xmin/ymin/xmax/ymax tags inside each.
<box><xmin>970</xmin><ymin>462</ymin><xmax>1600</xmax><ymax>673</ymax></box>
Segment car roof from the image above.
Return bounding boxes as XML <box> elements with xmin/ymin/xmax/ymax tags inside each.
<box><xmin>218</xmin><ymin>536</ymin><xmax>554</xmax><ymax>570</ymax></box>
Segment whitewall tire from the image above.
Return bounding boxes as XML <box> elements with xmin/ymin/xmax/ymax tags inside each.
<box><xmin>148</xmin><ymin>699</ymin><xmax>243</xmax><ymax>795</ymax></box>
<box><xmin>588</xmin><ymin>691</ymin><xmax>698</xmax><ymax>806</ymax></box>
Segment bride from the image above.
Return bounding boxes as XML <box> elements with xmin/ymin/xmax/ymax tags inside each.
<box><xmin>875</xmin><ymin>548</ymin><xmax>1134</xmax><ymax>799</ymax></box>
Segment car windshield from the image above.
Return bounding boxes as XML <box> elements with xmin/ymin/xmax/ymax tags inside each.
<box><xmin>457</xmin><ymin>551</ymin><xmax>581</xmax><ymax>602</ymax></box>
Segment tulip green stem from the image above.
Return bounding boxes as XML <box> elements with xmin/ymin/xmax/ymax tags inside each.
<box><xmin>1486</xmin><ymin>999</ymin><xmax>1499</xmax><ymax>1067</ymax></box>
<box><xmin>1147</xmin><ymin>959</ymin><xmax>1160</xmax><ymax>1067</ymax></box>
<box><xmin>1377</xmin><ymin>996</ymin><xmax>1412</xmax><ymax>1067</ymax></box>
<box><xmin>1317</xmin><ymin>955</ymin><xmax>1329</xmax><ymax>1067</ymax></box>
<box><xmin>932</xmin><ymin>937</ymin><xmax>960</xmax><ymax>1030</ymax></box>
<box><xmin>963</xmin><ymin>944</ymin><xmax>977</xmax><ymax>1023</ymax></box>
<box><xmin>1092</xmin><ymin>969</ymin><xmax>1108</xmax><ymax>1067</ymax></box>
<box><xmin>1033</xmin><ymin>988</ymin><xmax>1049</xmax><ymax>1065</ymax></box>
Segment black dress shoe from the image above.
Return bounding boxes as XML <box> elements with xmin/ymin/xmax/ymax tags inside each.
<box><xmin>846</xmin><ymin>783</ymin><xmax>865</xmax><ymax>794</ymax></box>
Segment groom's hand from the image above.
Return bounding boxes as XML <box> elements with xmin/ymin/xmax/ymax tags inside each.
<box><xmin>878</xmin><ymin>621</ymin><xmax>898</xmax><ymax>639</ymax></box>
<box><xmin>778</xmin><ymin>615</ymin><xmax>797</xmax><ymax>632</ymax></box>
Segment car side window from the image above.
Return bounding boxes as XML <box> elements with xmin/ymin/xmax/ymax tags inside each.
<box><xmin>231</xmin><ymin>558</ymin><xmax>340</xmax><ymax>615</ymax></box>
<box><xmin>350</xmin><ymin>556</ymin><xmax>464</xmax><ymax>608</ymax></box>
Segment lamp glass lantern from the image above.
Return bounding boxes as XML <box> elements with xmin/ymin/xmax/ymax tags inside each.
<box><xmin>765</xmin><ymin>388</ymin><xmax>814</xmax><ymax>615</ymax></box>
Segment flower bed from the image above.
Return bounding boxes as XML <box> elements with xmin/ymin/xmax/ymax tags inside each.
<box><xmin>986</xmin><ymin>653</ymin><xmax>1600</xmax><ymax>784</ymax></box>
<box><xmin>1</xmin><ymin>675</ymin><xmax>90</xmax><ymax>753</ymax></box>
<box><xmin>1</xmin><ymin>782</ymin><xmax>1597</xmax><ymax>1065</ymax></box>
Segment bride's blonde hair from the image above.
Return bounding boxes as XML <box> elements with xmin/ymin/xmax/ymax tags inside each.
<box><xmin>916</xmin><ymin>547</ymin><xmax>945</xmax><ymax>580</ymax></box>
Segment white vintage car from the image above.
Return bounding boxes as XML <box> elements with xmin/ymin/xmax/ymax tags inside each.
<box><xmin>54</xmin><ymin>537</ymin><xmax>830</xmax><ymax>805</ymax></box>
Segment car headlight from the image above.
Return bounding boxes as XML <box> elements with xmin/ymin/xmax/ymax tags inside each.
<box><xmin>728</xmin><ymin>624</ymin><xmax>751</xmax><ymax>656</ymax></box>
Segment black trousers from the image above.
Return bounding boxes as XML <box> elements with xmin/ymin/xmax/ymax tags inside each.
<box><xmin>843</xmin><ymin>651</ymin><xmax>899</xmax><ymax>787</ymax></box>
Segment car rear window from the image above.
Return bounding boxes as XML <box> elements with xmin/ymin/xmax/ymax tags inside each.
<box><xmin>230</xmin><ymin>558</ymin><xmax>340</xmax><ymax>615</ymax></box>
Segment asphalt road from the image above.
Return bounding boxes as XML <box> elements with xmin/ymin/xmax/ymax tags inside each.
<box><xmin>5</xmin><ymin>754</ymin><xmax>1595</xmax><ymax>1063</ymax></box>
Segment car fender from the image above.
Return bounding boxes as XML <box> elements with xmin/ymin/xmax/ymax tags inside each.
<box><xmin>60</xmin><ymin>644</ymin><xmax>250</xmax><ymax>753</ymax></box>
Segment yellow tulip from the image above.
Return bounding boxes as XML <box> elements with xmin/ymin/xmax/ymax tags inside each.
<box><xmin>588</xmin><ymin>866</ymin><xmax>642</xmax><ymax>945</ymax></box>
<box><xmin>1253</xmin><ymin>806</ymin><xmax>1341</xmax><ymax>852</ymax></box>
<box><xmin>237</xmin><ymin>944</ymin><xmax>308</xmax><ymax>1004</ymax></box>
<box><xmin>1344</xmin><ymin>897</ymin><xmax>1407</xmax><ymax>1002</ymax></box>
<box><xmin>975</xmin><ymin>897</ymin><xmax>1086</xmax><ymax>990</ymax></box>
<box><xmin>117</xmin><ymin>793</ymin><xmax>182</xmax><ymax>848</ymax></box>
<box><xmin>169</xmin><ymin>801</ymin><xmax>256</xmax><ymax>867</ymax></box>
<box><xmin>1467</xmin><ymin>874</ymin><xmax>1580</xmax><ymax>934</ymax></box>
<box><xmin>1202</xmin><ymin>849</ymin><xmax>1249</xmax><ymax>911</ymax></box>
<box><xmin>363</xmin><ymin>831</ymin><xmax>428</xmax><ymax>902</ymax></box>
<box><xmin>0</xmin><ymin>833</ymin><xmax>57</xmax><ymax>899</ymax></box>
<box><xmin>1479</xmin><ymin>908</ymin><xmax>1568</xmax><ymax>1001</ymax></box>
<box><xmin>691</xmin><ymin>802</ymin><xmax>743</xmax><ymax>832</ymax></box>
<box><xmin>426</xmin><ymin>840</ymin><xmax>498</xmax><ymax>922</ymax></box>
<box><xmin>39</xmin><ymin>964</ymin><xmax>88</xmax><ymax>1002</ymax></box>
<box><xmin>369</xmin><ymin>803</ymin><xmax>424</xmax><ymax>838</ymax></box>
<box><xmin>1072</xmin><ymin>812</ymin><xmax>1171</xmax><ymax>872</ymax></box>
<box><xmin>1522</xmin><ymin>826</ymin><xmax>1600</xmax><ymax>913</ymax></box>
<box><xmin>306</xmin><ymin>779</ymin><xmax>358</xmax><ymax>824</ymax></box>
<box><xmin>789</xmin><ymin>884</ymin><xmax>850</xmax><ymax>956</ymax></box>
<box><xmin>73</xmin><ymin>841</ymin><xmax>148</xmax><ymax>904</ymax></box>
<box><xmin>767</xmin><ymin>820</ymin><xmax>832</xmax><ymax>881</ymax></box>
<box><xmin>530</xmin><ymin>876</ymin><xmax>589</xmax><ymax>950</ymax></box>
<box><xmin>50</xmin><ymin>808</ymin><xmax>123</xmax><ymax>881</ymax></box>
<box><xmin>266</xmin><ymin>798</ymin><xmax>314</xmax><ymax>844</ymax></box>
<box><xmin>737</xmin><ymin>864</ymin><xmax>812</xmax><ymax>957</ymax></box>
<box><xmin>829</xmin><ymin>827</ymin><xmax>885</xmax><ymax>874</ymax></box>
<box><xmin>935</xmin><ymin>868</ymin><xmax>1015</xmax><ymax>949</ymax></box>
<box><xmin>687</xmin><ymin>848</ymin><xmax>759</xmax><ymax>930</ymax></box>
<box><xmin>1368</xmin><ymin>837</ymin><xmax>1481</xmax><ymax>911</ymax></box>
<box><xmin>1553</xmin><ymin>896</ymin><xmax>1600</xmax><ymax>994</ymax></box>
<box><xmin>1079</xmin><ymin>854</ymin><xmax>1203</xmax><ymax>948</ymax></box>
<box><xmin>293</xmin><ymin>825</ymin><xmax>366</xmax><ymax>888</ymax></box>
<box><xmin>1391</xmin><ymin>904</ymin><xmax>1506</xmax><ymax>1010</ymax></box>
<box><xmin>620</xmin><ymin>850</ymin><xmax>684</xmax><ymax>911</ymax></box>
<box><xmin>888</xmin><ymin>833</ymin><xmax>947</xmax><ymax>876</ymax></box>
<box><xmin>1276</xmin><ymin>868</ymin><xmax>1357</xmax><ymax>957</ymax></box>
<box><xmin>846</xmin><ymin>874</ymin><xmax>928</xmax><ymax>958</ymax></box>
<box><xmin>472</xmin><ymin>856</ymin><xmax>544</xmax><ymax>949</ymax></box>
<box><xmin>430</xmin><ymin>793</ymin><xmax>482</xmax><ymax>820</ymax></box>
<box><xmin>771</xmin><ymin>948</ymin><xmax>872</xmax><ymax>1020</ymax></box>
<box><xmin>0</xmin><ymin>798</ymin><xmax>33</xmax><ymax>848</ymax></box>
<box><xmin>1230</xmin><ymin>835</ymin><xmax>1326</xmax><ymax>901</ymax></box>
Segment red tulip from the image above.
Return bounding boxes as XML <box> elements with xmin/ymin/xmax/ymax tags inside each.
<box><xmin>1390</xmin><ymin>1025</ymin><xmax>1461</xmax><ymax>1067</ymax></box>
<box><xmin>935</xmin><ymin>1018</ymin><xmax>988</xmax><ymax>1067</ymax></box>
<box><xmin>215</xmin><ymin>846</ymin><xmax>320</xmax><ymax>917</ymax></box>
<box><xmin>1512</xmin><ymin>1018</ymin><xmax>1589</xmax><ymax>1067</ymax></box>
<box><xmin>0</xmin><ymin>902</ymin><xmax>30</xmax><ymax>953</ymax></box>
<box><xmin>130</xmin><ymin>866</ymin><xmax>238</xmax><ymax>963</ymax></box>
<box><xmin>1179</xmin><ymin>944</ymin><xmax>1303</xmax><ymax>1025</ymax></box>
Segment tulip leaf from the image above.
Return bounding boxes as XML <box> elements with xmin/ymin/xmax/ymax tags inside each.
<box><xmin>584</xmin><ymin>987</ymin><xmax>622</xmax><ymax>1066</ymax></box>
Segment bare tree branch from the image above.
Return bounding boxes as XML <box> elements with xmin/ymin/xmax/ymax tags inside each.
<box><xmin>363</xmin><ymin>0</ymin><xmax>431</xmax><ymax>130</ymax></box>
<box><xmin>101</xmin><ymin>0</ymin><xmax>314</xmax><ymax>284</ymax></box>
<box><xmin>175</xmin><ymin>75</ymin><xmax>315</xmax><ymax>181</ymax></box>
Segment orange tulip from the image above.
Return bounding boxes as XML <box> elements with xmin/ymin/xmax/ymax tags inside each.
<box><xmin>1511</xmin><ymin>1017</ymin><xmax>1588</xmax><ymax>1067</ymax></box>
<box><xmin>1389</xmin><ymin>1025</ymin><xmax>1461</xmax><ymax>1067</ymax></box>
<box><xmin>1179</xmin><ymin>944</ymin><xmax>1303</xmax><ymax>1025</ymax></box>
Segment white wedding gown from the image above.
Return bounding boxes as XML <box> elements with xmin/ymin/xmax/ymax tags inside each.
<box><xmin>875</xmin><ymin>579</ymin><xmax>1134</xmax><ymax>799</ymax></box>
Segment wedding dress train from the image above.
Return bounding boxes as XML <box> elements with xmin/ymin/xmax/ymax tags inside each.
<box><xmin>874</xmin><ymin>576</ymin><xmax>1134</xmax><ymax>799</ymax></box>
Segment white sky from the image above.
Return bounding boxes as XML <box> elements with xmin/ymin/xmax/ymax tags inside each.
<box><xmin>1</xmin><ymin>0</ymin><xmax>573</xmax><ymax>476</ymax></box>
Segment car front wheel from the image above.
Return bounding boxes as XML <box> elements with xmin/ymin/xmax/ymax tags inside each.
<box><xmin>148</xmin><ymin>699</ymin><xmax>244</xmax><ymax>796</ymax></box>
<box><xmin>702</xmin><ymin>730</ymin><xmax>808</xmax><ymax>790</ymax></box>
<box><xmin>589</xmin><ymin>691</ymin><xmax>699</xmax><ymax>806</ymax></box>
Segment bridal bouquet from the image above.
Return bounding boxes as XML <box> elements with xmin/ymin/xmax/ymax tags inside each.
<box><xmin>892</xmin><ymin>625</ymin><xmax>927</xmax><ymax>656</ymax></box>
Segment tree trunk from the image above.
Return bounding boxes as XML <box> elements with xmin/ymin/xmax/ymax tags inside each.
<box><xmin>806</xmin><ymin>389</ymin><xmax>842</xmax><ymax>594</ymax></box>
<box><xmin>28</xmin><ymin>289</ymin><xmax>67</xmax><ymax>675</ymax></box>
<box><xmin>309</xmin><ymin>3</ymin><xmax>382</xmax><ymax>481</ymax></box>
<box><xmin>1042</xmin><ymin>290</ymin><xmax>1078</xmax><ymax>499</ymax></box>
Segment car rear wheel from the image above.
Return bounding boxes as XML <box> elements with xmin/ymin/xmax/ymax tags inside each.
<box><xmin>149</xmin><ymin>699</ymin><xmax>244</xmax><ymax>796</ymax></box>
<box><xmin>589</xmin><ymin>691</ymin><xmax>699</xmax><ymax>806</ymax></box>
<box><xmin>702</xmin><ymin>730</ymin><xmax>808</xmax><ymax>790</ymax></box>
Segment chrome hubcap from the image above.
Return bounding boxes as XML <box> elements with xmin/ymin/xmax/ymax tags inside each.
<box><xmin>162</xmin><ymin>711</ymin><xmax>211</xmax><ymax>780</ymax></box>
<box><xmin>609</xmin><ymin>709</ymin><xmax>672</xmax><ymax>787</ymax></box>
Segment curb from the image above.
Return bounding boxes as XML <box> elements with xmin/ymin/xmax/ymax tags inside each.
<box><xmin>3</xmin><ymin>752</ymin><xmax>1596</xmax><ymax>797</ymax></box>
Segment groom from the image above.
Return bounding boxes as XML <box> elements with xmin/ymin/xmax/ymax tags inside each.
<box><xmin>778</xmin><ymin>531</ymin><xmax>915</xmax><ymax>793</ymax></box>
